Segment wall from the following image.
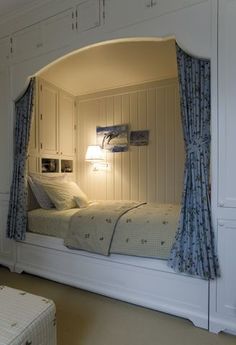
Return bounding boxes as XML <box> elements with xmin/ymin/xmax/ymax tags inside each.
<box><xmin>77</xmin><ymin>78</ymin><xmax>184</xmax><ymax>203</ymax></box>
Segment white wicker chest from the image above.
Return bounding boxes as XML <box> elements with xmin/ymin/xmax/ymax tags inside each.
<box><xmin>0</xmin><ymin>286</ymin><xmax>56</xmax><ymax>345</ymax></box>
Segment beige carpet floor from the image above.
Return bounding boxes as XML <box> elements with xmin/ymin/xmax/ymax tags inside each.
<box><xmin>0</xmin><ymin>266</ymin><xmax>235</xmax><ymax>345</ymax></box>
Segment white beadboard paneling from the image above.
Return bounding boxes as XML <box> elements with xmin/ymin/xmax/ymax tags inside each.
<box><xmin>77</xmin><ymin>79</ymin><xmax>184</xmax><ymax>203</ymax></box>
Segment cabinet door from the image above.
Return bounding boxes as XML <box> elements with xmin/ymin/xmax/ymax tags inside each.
<box><xmin>105</xmin><ymin>0</ymin><xmax>149</xmax><ymax>30</ymax></box>
<box><xmin>0</xmin><ymin>37</ymin><xmax>10</xmax><ymax>65</ymax></box>
<box><xmin>39</xmin><ymin>80</ymin><xmax>59</xmax><ymax>156</ymax></box>
<box><xmin>0</xmin><ymin>67</ymin><xmax>11</xmax><ymax>194</ymax></box>
<box><xmin>0</xmin><ymin>197</ymin><xmax>15</xmax><ymax>270</ymax></box>
<box><xmin>105</xmin><ymin>0</ymin><xmax>207</xmax><ymax>31</ymax></box>
<box><xmin>218</xmin><ymin>0</ymin><xmax>236</xmax><ymax>208</ymax></box>
<box><xmin>209</xmin><ymin>220</ymin><xmax>236</xmax><ymax>333</ymax></box>
<box><xmin>59</xmin><ymin>91</ymin><xmax>75</xmax><ymax>157</ymax></box>
<box><xmin>76</xmin><ymin>0</ymin><xmax>101</xmax><ymax>32</ymax></box>
<box><xmin>11</xmin><ymin>23</ymin><xmax>42</xmax><ymax>62</ymax></box>
<box><xmin>42</xmin><ymin>8</ymin><xmax>74</xmax><ymax>52</ymax></box>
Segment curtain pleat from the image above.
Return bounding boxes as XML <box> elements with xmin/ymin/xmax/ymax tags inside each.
<box><xmin>7</xmin><ymin>78</ymin><xmax>35</xmax><ymax>240</ymax></box>
<box><xmin>168</xmin><ymin>44</ymin><xmax>220</xmax><ymax>279</ymax></box>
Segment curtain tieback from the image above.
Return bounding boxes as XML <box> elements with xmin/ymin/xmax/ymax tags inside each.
<box><xmin>186</xmin><ymin>139</ymin><xmax>210</xmax><ymax>154</ymax></box>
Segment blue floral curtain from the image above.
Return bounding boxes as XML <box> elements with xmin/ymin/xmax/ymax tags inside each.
<box><xmin>168</xmin><ymin>44</ymin><xmax>220</xmax><ymax>279</ymax></box>
<box><xmin>7</xmin><ymin>78</ymin><xmax>35</xmax><ymax>240</ymax></box>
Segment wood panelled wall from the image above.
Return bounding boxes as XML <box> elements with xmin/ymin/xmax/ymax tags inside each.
<box><xmin>77</xmin><ymin>78</ymin><xmax>185</xmax><ymax>203</ymax></box>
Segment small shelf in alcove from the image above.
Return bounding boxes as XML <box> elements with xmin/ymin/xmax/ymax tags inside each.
<box><xmin>61</xmin><ymin>159</ymin><xmax>73</xmax><ymax>173</ymax></box>
<box><xmin>41</xmin><ymin>158</ymin><xmax>59</xmax><ymax>173</ymax></box>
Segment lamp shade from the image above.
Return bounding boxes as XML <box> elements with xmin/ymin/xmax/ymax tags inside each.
<box><xmin>85</xmin><ymin>145</ymin><xmax>103</xmax><ymax>161</ymax></box>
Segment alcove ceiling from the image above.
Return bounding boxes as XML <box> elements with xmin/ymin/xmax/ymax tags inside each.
<box><xmin>39</xmin><ymin>39</ymin><xmax>178</xmax><ymax>96</ymax></box>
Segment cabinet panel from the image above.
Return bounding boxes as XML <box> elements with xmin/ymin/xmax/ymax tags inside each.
<box><xmin>216</xmin><ymin>220</ymin><xmax>236</xmax><ymax>318</ymax></box>
<box><xmin>11</xmin><ymin>23</ymin><xmax>42</xmax><ymax>62</ymax></box>
<box><xmin>59</xmin><ymin>91</ymin><xmax>75</xmax><ymax>157</ymax></box>
<box><xmin>42</xmin><ymin>9</ymin><xmax>74</xmax><ymax>52</ymax></box>
<box><xmin>0</xmin><ymin>197</ymin><xmax>15</xmax><ymax>269</ymax></box>
<box><xmin>0</xmin><ymin>37</ymin><xmax>10</xmax><ymax>65</ymax></box>
<box><xmin>0</xmin><ymin>67</ymin><xmax>11</xmax><ymax>194</ymax></box>
<box><xmin>218</xmin><ymin>0</ymin><xmax>236</xmax><ymax>207</ymax></box>
<box><xmin>105</xmin><ymin>0</ymin><xmax>207</xmax><ymax>31</ymax></box>
<box><xmin>39</xmin><ymin>80</ymin><xmax>58</xmax><ymax>156</ymax></box>
<box><xmin>76</xmin><ymin>0</ymin><xmax>101</xmax><ymax>32</ymax></box>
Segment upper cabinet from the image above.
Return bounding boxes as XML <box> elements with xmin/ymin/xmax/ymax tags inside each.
<box><xmin>218</xmin><ymin>0</ymin><xmax>236</xmax><ymax>208</ymax></box>
<box><xmin>104</xmin><ymin>0</ymin><xmax>208</xmax><ymax>31</ymax></box>
<box><xmin>9</xmin><ymin>1</ymin><xmax>102</xmax><ymax>63</ymax></box>
<box><xmin>37</xmin><ymin>78</ymin><xmax>76</xmax><ymax>160</ymax></box>
<box><xmin>39</xmin><ymin>79</ymin><xmax>59</xmax><ymax>156</ymax></box>
<box><xmin>0</xmin><ymin>37</ymin><xmax>10</xmax><ymax>66</ymax></box>
<box><xmin>10</xmin><ymin>23</ymin><xmax>42</xmax><ymax>62</ymax></box>
<box><xmin>76</xmin><ymin>0</ymin><xmax>101</xmax><ymax>32</ymax></box>
<box><xmin>59</xmin><ymin>90</ymin><xmax>75</xmax><ymax>158</ymax></box>
<box><xmin>41</xmin><ymin>9</ymin><xmax>75</xmax><ymax>53</ymax></box>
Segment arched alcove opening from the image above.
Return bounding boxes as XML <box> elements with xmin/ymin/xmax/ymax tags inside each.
<box><xmin>29</xmin><ymin>37</ymin><xmax>184</xmax><ymax>204</ymax></box>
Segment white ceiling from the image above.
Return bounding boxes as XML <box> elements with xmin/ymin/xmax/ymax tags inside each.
<box><xmin>0</xmin><ymin>0</ymin><xmax>40</xmax><ymax>20</ymax></box>
<box><xmin>39</xmin><ymin>39</ymin><xmax>177</xmax><ymax>96</ymax></box>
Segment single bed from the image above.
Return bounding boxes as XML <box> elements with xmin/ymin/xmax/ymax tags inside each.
<box><xmin>15</xmin><ymin>199</ymin><xmax>209</xmax><ymax>330</ymax></box>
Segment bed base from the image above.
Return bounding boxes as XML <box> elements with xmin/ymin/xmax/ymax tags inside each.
<box><xmin>15</xmin><ymin>233</ymin><xmax>209</xmax><ymax>330</ymax></box>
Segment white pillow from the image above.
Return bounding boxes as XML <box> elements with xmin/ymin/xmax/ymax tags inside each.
<box><xmin>42</xmin><ymin>181</ymin><xmax>89</xmax><ymax>211</ymax></box>
<box><xmin>28</xmin><ymin>174</ymin><xmax>67</xmax><ymax>209</ymax></box>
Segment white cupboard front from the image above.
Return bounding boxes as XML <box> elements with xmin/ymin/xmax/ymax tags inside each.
<box><xmin>218</xmin><ymin>0</ymin><xmax>236</xmax><ymax>208</ymax></box>
<box><xmin>59</xmin><ymin>90</ymin><xmax>75</xmax><ymax>158</ymax></box>
<box><xmin>39</xmin><ymin>79</ymin><xmax>59</xmax><ymax>156</ymax></box>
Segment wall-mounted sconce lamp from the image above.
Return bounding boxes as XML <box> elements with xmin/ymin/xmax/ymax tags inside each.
<box><xmin>85</xmin><ymin>145</ymin><xmax>109</xmax><ymax>171</ymax></box>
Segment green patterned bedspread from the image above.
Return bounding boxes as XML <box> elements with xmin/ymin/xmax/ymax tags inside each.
<box><xmin>64</xmin><ymin>201</ymin><xmax>180</xmax><ymax>259</ymax></box>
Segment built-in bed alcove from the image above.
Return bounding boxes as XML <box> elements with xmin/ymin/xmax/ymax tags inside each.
<box><xmin>14</xmin><ymin>37</ymin><xmax>210</xmax><ymax>331</ymax></box>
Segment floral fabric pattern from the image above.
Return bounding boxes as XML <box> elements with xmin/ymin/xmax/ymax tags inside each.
<box><xmin>168</xmin><ymin>44</ymin><xmax>220</xmax><ymax>279</ymax></box>
<box><xmin>7</xmin><ymin>78</ymin><xmax>35</xmax><ymax>240</ymax></box>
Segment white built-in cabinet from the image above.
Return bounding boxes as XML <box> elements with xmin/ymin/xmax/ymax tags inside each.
<box><xmin>218</xmin><ymin>0</ymin><xmax>236</xmax><ymax>209</ymax></box>
<box><xmin>28</xmin><ymin>78</ymin><xmax>76</xmax><ymax>174</ymax></box>
<box><xmin>209</xmin><ymin>0</ymin><xmax>236</xmax><ymax>334</ymax></box>
<box><xmin>39</xmin><ymin>80</ymin><xmax>59</xmax><ymax>156</ymax></box>
<box><xmin>59</xmin><ymin>91</ymin><xmax>76</xmax><ymax>158</ymax></box>
<box><xmin>0</xmin><ymin>37</ymin><xmax>10</xmax><ymax>64</ymax></box>
<box><xmin>104</xmin><ymin>0</ymin><xmax>207</xmax><ymax>31</ymax></box>
<box><xmin>9</xmin><ymin>1</ymin><xmax>102</xmax><ymax>64</ymax></box>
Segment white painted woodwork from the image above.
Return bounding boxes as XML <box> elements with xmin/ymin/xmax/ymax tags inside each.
<box><xmin>77</xmin><ymin>79</ymin><xmax>184</xmax><ymax>203</ymax></box>
<box><xmin>218</xmin><ymin>0</ymin><xmax>236</xmax><ymax>208</ymax></box>
<box><xmin>11</xmin><ymin>23</ymin><xmax>42</xmax><ymax>62</ymax></box>
<box><xmin>0</xmin><ymin>37</ymin><xmax>10</xmax><ymax>65</ymax></box>
<box><xmin>0</xmin><ymin>196</ymin><xmax>15</xmax><ymax>271</ymax></box>
<box><xmin>41</xmin><ymin>8</ymin><xmax>74</xmax><ymax>53</ymax></box>
<box><xmin>0</xmin><ymin>66</ymin><xmax>11</xmax><ymax>194</ymax></box>
<box><xmin>76</xmin><ymin>0</ymin><xmax>101</xmax><ymax>33</ymax></box>
<box><xmin>15</xmin><ymin>232</ymin><xmax>209</xmax><ymax>330</ymax></box>
<box><xmin>59</xmin><ymin>90</ymin><xmax>75</xmax><ymax>157</ymax></box>
<box><xmin>104</xmin><ymin>0</ymin><xmax>208</xmax><ymax>32</ymax></box>
<box><xmin>209</xmin><ymin>220</ymin><xmax>236</xmax><ymax>334</ymax></box>
<box><xmin>39</xmin><ymin>79</ymin><xmax>59</xmax><ymax>156</ymax></box>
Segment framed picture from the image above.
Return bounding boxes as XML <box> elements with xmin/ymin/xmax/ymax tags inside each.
<box><xmin>130</xmin><ymin>130</ymin><xmax>149</xmax><ymax>146</ymax></box>
<box><xmin>96</xmin><ymin>124</ymin><xmax>129</xmax><ymax>152</ymax></box>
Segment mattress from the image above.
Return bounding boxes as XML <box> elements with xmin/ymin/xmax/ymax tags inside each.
<box><xmin>28</xmin><ymin>208</ymin><xmax>78</xmax><ymax>238</ymax></box>
<box><xmin>0</xmin><ymin>286</ymin><xmax>56</xmax><ymax>345</ymax></box>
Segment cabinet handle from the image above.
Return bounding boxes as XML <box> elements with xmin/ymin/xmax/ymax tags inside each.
<box><xmin>56</xmin><ymin>151</ymin><xmax>59</xmax><ymax>154</ymax></box>
<box><xmin>61</xmin><ymin>152</ymin><xmax>63</xmax><ymax>155</ymax></box>
<box><xmin>218</xmin><ymin>201</ymin><xmax>224</xmax><ymax>207</ymax></box>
